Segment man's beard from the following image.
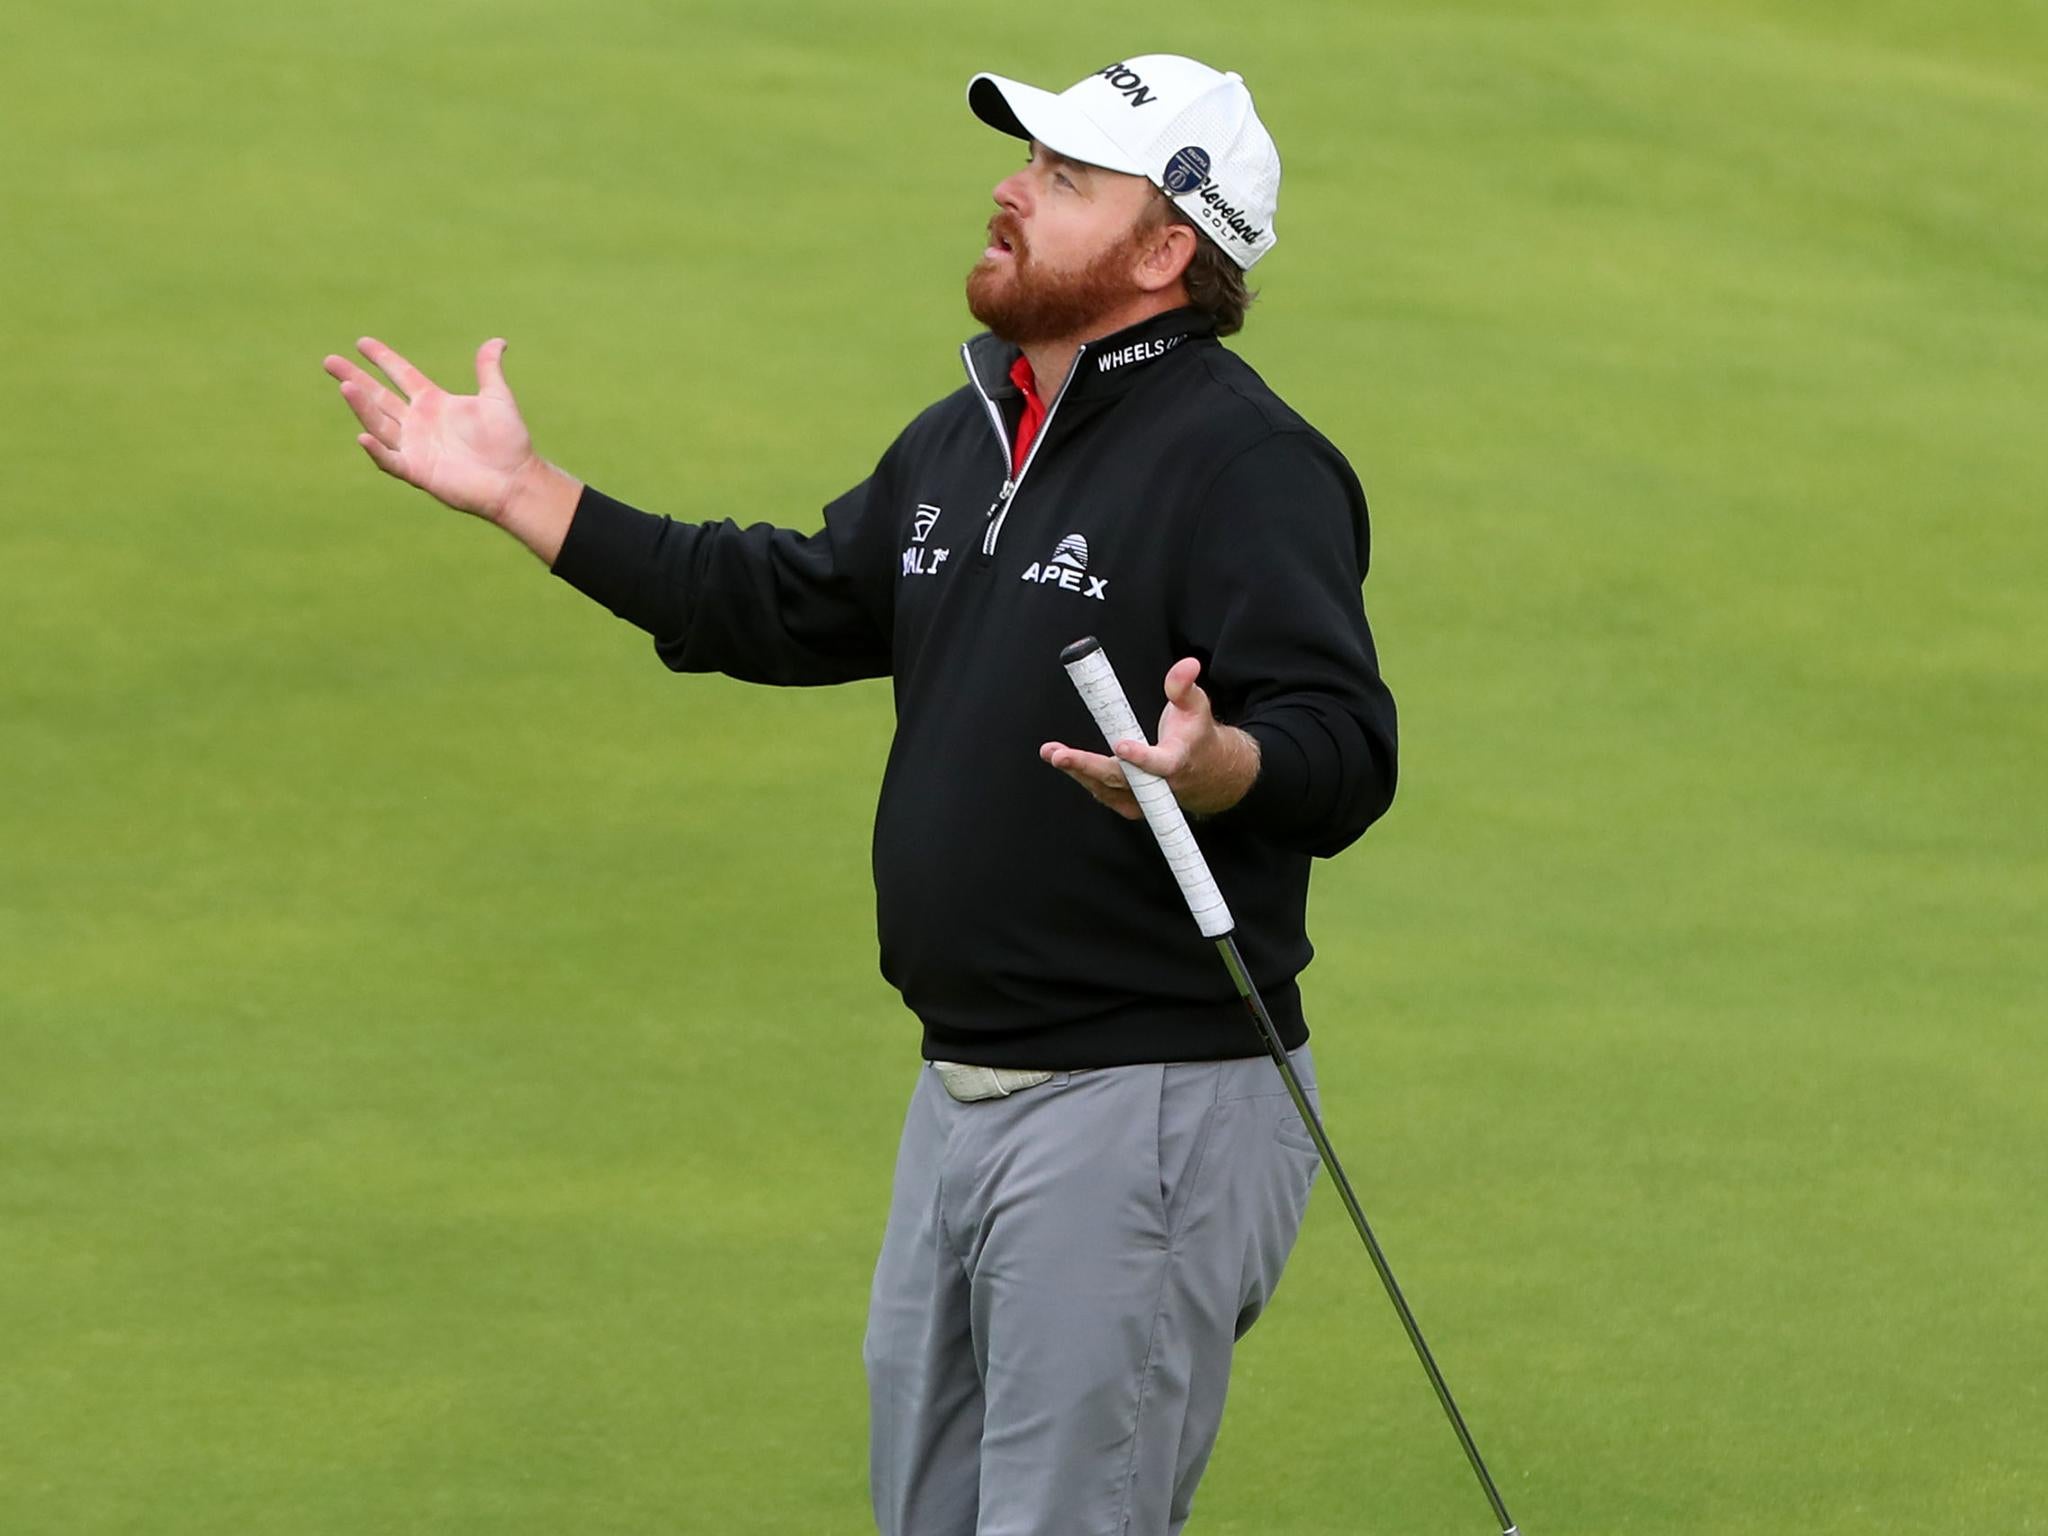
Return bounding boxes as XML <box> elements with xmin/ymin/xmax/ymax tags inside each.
<box><xmin>966</xmin><ymin>212</ymin><xmax>1143</xmax><ymax>345</ymax></box>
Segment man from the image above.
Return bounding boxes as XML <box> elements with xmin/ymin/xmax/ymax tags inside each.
<box><xmin>323</xmin><ymin>53</ymin><xmax>1396</xmax><ymax>1536</ymax></box>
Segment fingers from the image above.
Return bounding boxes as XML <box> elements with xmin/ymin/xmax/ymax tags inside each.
<box><xmin>321</xmin><ymin>353</ymin><xmax>373</xmax><ymax>388</ymax></box>
<box><xmin>1161</xmin><ymin>656</ymin><xmax>1213</xmax><ymax>736</ymax></box>
<box><xmin>334</xmin><ymin>375</ymin><xmax>404</xmax><ymax>448</ymax></box>
<box><xmin>324</xmin><ymin>354</ymin><xmax>406</xmax><ymax>448</ymax></box>
<box><xmin>475</xmin><ymin>337</ymin><xmax>514</xmax><ymax>401</ymax></box>
<box><xmin>356</xmin><ymin>336</ymin><xmax>435</xmax><ymax>399</ymax></box>
<box><xmin>1113</xmin><ymin>738</ymin><xmax>1184</xmax><ymax>777</ymax></box>
<box><xmin>1040</xmin><ymin>741</ymin><xmax>1125</xmax><ymax>785</ymax></box>
<box><xmin>1039</xmin><ymin>742</ymin><xmax>1142</xmax><ymax>819</ymax></box>
<box><xmin>325</xmin><ymin>355</ymin><xmax>403</xmax><ymax>418</ymax></box>
<box><xmin>356</xmin><ymin>432</ymin><xmax>405</xmax><ymax>478</ymax></box>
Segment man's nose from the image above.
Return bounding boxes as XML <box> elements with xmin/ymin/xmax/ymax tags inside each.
<box><xmin>991</xmin><ymin>168</ymin><xmax>1029</xmax><ymax>213</ymax></box>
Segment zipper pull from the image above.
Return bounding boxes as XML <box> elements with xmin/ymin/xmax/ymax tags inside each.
<box><xmin>986</xmin><ymin>479</ymin><xmax>1016</xmax><ymax>519</ymax></box>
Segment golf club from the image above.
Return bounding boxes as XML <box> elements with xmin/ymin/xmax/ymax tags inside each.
<box><xmin>1059</xmin><ymin>634</ymin><xmax>1521</xmax><ymax>1536</ymax></box>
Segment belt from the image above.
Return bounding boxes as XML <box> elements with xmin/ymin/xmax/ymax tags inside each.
<box><xmin>930</xmin><ymin>1060</ymin><xmax>1058</xmax><ymax>1102</ymax></box>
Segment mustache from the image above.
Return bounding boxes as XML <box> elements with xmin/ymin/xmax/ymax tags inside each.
<box><xmin>986</xmin><ymin>212</ymin><xmax>1026</xmax><ymax>256</ymax></box>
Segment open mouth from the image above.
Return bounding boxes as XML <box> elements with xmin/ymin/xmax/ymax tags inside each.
<box><xmin>985</xmin><ymin>222</ymin><xmax>1021</xmax><ymax>260</ymax></box>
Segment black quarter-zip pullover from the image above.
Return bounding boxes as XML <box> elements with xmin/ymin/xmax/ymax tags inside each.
<box><xmin>551</xmin><ymin>308</ymin><xmax>1398</xmax><ymax>1068</ymax></box>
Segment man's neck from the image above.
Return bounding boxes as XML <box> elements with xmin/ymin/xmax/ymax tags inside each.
<box><xmin>1018</xmin><ymin>340</ymin><xmax>1084</xmax><ymax>403</ymax></box>
<box><xmin>1018</xmin><ymin>291</ymin><xmax>1188</xmax><ymax>402</ymax></box>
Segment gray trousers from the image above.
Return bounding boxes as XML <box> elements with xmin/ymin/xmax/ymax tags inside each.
<box><xmin>864</xmin><ymin>1046</ymin><xmax>1321</xmax><ymax>1536</ymax></box>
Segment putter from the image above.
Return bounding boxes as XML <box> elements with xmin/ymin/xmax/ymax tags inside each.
<box><xmin>1059</xmin><ymin>635</ymin><xmax>1521</xmax><ymax>1536</ymax></box>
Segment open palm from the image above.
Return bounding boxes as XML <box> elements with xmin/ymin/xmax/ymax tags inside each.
<box><xmin>322</xmin><ymin>336</ymin><xmax>534</xmax><ymax>520</ymax></box>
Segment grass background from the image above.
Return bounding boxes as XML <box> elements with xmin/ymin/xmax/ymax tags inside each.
<box><xmin>3</xmin><ymin>0</ymin><xmax>2044</xmax><ymax>1531</ymax></box>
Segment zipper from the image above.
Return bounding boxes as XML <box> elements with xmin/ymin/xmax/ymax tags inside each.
<box><xmin>960</xmin><ymin>341</ymin><xmax>1089</xmax><ymax>561</ymax></box>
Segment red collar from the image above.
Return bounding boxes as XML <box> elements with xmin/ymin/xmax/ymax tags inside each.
<box><xmin>1008</xmin><ymin>354</ymin><xmax>1048</xmax><ymax>470</ymax></box>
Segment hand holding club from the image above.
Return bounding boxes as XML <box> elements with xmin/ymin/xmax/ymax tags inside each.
<box><xmin>1040</xmin><ymin>656</ymin><xmax>1260</xmax><ymax>818</ymax></box>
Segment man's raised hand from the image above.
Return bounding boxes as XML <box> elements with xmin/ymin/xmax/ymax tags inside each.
<box><xmin>1040</xmin><ymin>657</ymin><xmax>1262</xmax><ymax>819</ymax></box>
<box><xmin>322</xmin><ymin>336</ymin><xmax>583</xmax><ymax>564</ymax></box>
<box><xmin>322</xmin><ymin>336</ymin><xmax>539</xmax><ymax>519</ymax></box>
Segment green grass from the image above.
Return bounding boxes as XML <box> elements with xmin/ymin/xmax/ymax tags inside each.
<box><xmin>3</xmin><ymin>2</ymin><xmax>2044</xmax><ymax>1531</ymax></box>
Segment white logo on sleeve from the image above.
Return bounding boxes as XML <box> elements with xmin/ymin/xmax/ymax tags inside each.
<box><xmin>1019</xmin><ymin>533</ymin><xmax>1108</xmax><ymax>600</ymax></box>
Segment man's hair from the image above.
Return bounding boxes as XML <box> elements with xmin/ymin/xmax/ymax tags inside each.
<box><xmin>1140</xmin><ymin>195</ymin><xmax>1257</xmax><ymax>337</ymax></box>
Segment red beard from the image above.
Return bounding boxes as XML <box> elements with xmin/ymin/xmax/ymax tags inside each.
<box><xmin>966</xmin><ymin>212</ymin><xmax>1143</xmax><ymax>345</ymax></box>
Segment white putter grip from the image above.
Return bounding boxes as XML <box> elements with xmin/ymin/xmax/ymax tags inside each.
<box><xmin>1061</xmin><ymin>639</ymin><xmax>1235</xmax><ymax>938</ymax></box>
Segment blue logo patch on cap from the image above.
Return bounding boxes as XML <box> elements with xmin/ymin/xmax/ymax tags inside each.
<box><xmin>1162</xmin><ymin>145</ymin><xmax>1211</xmax><ymax>196</ymax></box>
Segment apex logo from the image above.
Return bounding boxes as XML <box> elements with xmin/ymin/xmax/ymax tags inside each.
<box><xmin>1020</xmin><ymin>533</ymin><xmax>1108</xmax><ymax>601</ymax></box>
<box><xmin>1096</xmin><ymin>61</ymin><xmax>1158</xmax><ymax>108</ymax></box>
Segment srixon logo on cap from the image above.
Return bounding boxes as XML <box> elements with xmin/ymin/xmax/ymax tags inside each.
<box><xmin>1096</xmin><ymin>61</ymin><xmax>1158</xmax><ymax>107</ymax></box>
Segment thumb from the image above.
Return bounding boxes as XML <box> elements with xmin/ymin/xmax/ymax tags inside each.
<box><xmin>476</xmin><ymin>337</ymin><xmax>514</xmax><ymax>401</ymax></box>
<box><xmin>1162</xmin><ymin>656</ymin><xmax>1205</xmax><ymax>708</ymax></box>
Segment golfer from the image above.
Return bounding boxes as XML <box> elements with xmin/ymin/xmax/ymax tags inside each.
<box><xmin>324</xmin><ymin>53</ymin><xmax>1396</xmax><ymax>1536</ymax></box>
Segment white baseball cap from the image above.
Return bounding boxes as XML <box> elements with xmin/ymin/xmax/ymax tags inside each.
<box><xmin>967</xmin><ymin>55</ymin><xmax>1282</xmax><ymax>269</ymax></box>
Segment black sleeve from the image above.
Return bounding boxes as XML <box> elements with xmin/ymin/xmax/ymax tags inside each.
<box><xmin>1175</xmin><ymin>431</ymin><xmax>1398</xmax><ymax>857</ymax></box>
<box><xmin>547</xmin><ymin>460</ymin><xmax>898</xmax><ymax>687</ymax></box>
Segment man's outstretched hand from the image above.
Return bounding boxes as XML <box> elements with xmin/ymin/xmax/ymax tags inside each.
<box><xmin>322</xmin><ymin>337</ymin><xmax>582</xmax><ymax>563</ymax></box>
<box><xmin>1040</xmin><ymin>657</ymin><xmax>1261</xmax><ymax>820</ymax></box>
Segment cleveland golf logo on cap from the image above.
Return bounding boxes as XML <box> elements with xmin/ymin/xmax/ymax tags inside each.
<box><xmin>1189</xmin><ymin>180</ymin><xmax>1267</xmax><ymax>249</ymax></box>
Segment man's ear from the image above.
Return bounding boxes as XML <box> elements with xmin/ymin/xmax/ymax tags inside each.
<box><xmin>1133</xmin><ymin>219</ymin><xmax>1198</xmax><ymax>295</ymax></box>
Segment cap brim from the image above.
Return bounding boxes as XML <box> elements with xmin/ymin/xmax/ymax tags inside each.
<box><xmin>967</xmin><ymin>72</ymin><xmax>1149</xmax><ymax>177</ymax></box>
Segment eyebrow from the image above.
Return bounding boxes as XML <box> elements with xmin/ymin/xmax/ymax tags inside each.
<box><xmin>1031</xmin><ymin>143</ymin><xmax>1094</xmax><ymax>180</ymax></box>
